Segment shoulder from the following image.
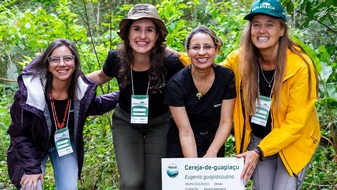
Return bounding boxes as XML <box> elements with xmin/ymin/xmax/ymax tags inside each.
<box><xmin>164</xmin><ymin>53</ymin><xmax>184</xmax><ymax>69</ymax></box>
<box><xmin>216</xmin><ymin>64</ymin><xmax>234</xmax><ymax>73</ymax></box>
<box><xmin>222</xmin><ymin>48</ymin><xmax>242</xmax><ymax>71</ymax></box>
<box><xmin>285</xmin><ymin>48</ymin><xmax>314</xmax><ymax>77</ymax></box>
<box><xmin>168</xmin><ymin>66</ymin><xmax>190</xmax><ymax>84</ymax></box>
<box><xmin>107</xmin><ymin>50</ymin><xmax>120</xmax><ymax>61</ymax></box>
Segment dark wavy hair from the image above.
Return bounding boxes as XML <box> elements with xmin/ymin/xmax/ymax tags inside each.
<box><xmin>30</xmin><ymin>38</ymin><xmax>82</xmax><ymax>101</ymax></box>
<box><xmin>116</xmin><ymin>19</ymin><xmax>167</xmax><ymax>90</ymax></box>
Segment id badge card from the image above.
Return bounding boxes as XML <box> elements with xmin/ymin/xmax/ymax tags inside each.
<box><xmin>251</xmin><ymin>95</ymin><xmax>271</xmax><ymax>127</ymax></box>
<box><xmin>54</xmin><ymin>127</ymin><xmax>73</xmax><ymax>157</ymax></box>
<box><xmin>131</xmin><ymin>95</ymin><xmax>149</xmax><ymax>124</ymax></box>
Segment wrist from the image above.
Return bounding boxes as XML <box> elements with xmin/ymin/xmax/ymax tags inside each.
<box><xmin>253</xmin><ymin>147</ymin><xmax>263</xmax><ymax>161</ymax></box>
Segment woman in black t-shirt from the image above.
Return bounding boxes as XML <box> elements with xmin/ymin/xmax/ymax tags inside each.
<box><xmin>165</xmin><ymin>26</ymin><xmax>236</xmax><ymax>158</ymax></box>
<box><xmin>87</xmin><ymin>4</ymin><xmax>184</xmax><ymax>190</ymax></box>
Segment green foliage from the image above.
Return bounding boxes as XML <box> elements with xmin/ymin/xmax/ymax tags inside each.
<box><xmin>1</xmin><ymin>0</ymin><xmax>337</xmax><ymax>189</ymax></box>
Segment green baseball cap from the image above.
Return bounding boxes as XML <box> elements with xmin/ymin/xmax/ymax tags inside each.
<box><xmin>244</xmin><ymin>0</ymin><xmax>286</xmax><ymax>21</ymax></box>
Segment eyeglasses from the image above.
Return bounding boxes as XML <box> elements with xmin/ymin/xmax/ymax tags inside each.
<box><xmin>48</xmin><ymin>55</ymin><xmax>75</xmax><ymax>65</ymax></box>
<box><xmin>189</xmin><ymin>45</ymin><xmax>216</xmax><ymax>52</ymax></box>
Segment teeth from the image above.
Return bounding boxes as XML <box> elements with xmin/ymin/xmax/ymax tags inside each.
<box><xmin>137</xmin><ymin>42</ymin><xmax>147</xmax><ymax>45</ymax></box>
<box><xmin>57</xmin><ymin>70</ymin><xmax>67</xmax><ymax>73</ymax></box>
<box><xmin>197</xmin><ymin>58</ymin><xmax>208</xmax><ymax>63</ymax></box>
<box><xmin>258</xmin><ymin>37</ymin><xmax>269</xmax><ymax>42</ymax></box>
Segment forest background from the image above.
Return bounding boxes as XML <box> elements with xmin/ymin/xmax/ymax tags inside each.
<box><xmin>0</xmin><ymin>0</ymin><xmax>336</xmax><ymax>189</ymax></box>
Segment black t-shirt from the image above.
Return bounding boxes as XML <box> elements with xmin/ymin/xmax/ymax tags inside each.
<box><xmin>102</xmin><ymin>50</ymin><xmax>184</xmax><ymax>117</ymax></box>
<box><xmin>250</xmin><ymin>69</ymin><xmax>275</xmax><ymax>139</ymax></box>
<box><xmin>165</xmin><ymin>65</ymin><xmax>236</xmax><ymax>143</ymax></box>
<box><xmin>48</xmin><ymin>99</ymin><xmax>74</xmax><ymax>147</ymax></box>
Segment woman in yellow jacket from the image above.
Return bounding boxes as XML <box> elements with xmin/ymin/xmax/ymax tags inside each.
<box><xmin>173</xmin><ymin>0</ymin><xmax>320</xmax><ymax>189</ymax></box>
<box><xmin>224</xmin><ymin>0</ymin><xmax>320</xmax><ymax>189</ymax></box>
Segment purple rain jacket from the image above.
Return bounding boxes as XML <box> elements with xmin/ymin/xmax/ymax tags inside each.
<box><xmin>7</xmin><ymin>59</ymin><xmax>119</xmax><ymax>189</ymax></box>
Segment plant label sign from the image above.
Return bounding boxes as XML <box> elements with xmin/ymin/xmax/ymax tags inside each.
<box><xmin>162</xmin><ymin>157</ymin><xmax>244</xmax><ymax>190</ymax></box>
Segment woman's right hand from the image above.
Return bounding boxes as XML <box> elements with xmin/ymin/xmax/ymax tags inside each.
<box><xmin>20</xmin><ymin>173</ymin><xmax>44</xmax><ymax>190</ymax></box>
<box><xmin>236</xmin><ymin>150</ymin><xmax>259</xmax><ymax>185</ymax></box>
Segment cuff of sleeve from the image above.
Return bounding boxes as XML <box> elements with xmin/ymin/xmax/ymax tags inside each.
<box><xmin>253</xmin><ymin>147</ymin><xmax>263</xmax><ymax>161</ymax></box>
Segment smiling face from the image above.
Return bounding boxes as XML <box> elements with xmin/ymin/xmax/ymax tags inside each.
<box><xmin>128</xmin><ymin>18</ymin><xmax>159</xmax><ymax>56</ymax></box>
<box><xmin>187</xmin><ymin>33</ymin><xmax>218</xmax><ymax>70</ymax></box>
<box><xmin>48</xmin><ymin>45</ymin><xmax>75</xmax><ymax>85</ymax></box>
<box><xmin>250</xmin><ymin>14</ymin><xmax>285</xmax><ymax>52</ymax></box>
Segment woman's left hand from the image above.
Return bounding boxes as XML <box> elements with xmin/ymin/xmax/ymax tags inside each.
<box><xmin>236</xmin><ymin>150</ymin><xmax>259</xmax><ymax>184</ymax></box>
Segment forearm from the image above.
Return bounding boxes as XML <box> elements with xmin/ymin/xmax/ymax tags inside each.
<box><xmin>206</xmin><ymin>122</ymin><xmax>232</xmax><ymax>157</ymax></box>
<box><xmin>179</xmin><ymin>134</ymin><xmax>198</xmax><ymax>158</ymax></box>
<box><xmin>87</xmin><ymin>70</ymin><xmax>112</xmax><ymax>85</ymax></box>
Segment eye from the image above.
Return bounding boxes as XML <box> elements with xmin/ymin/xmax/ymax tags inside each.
<box><xmin>49</xmin><ymin>56</ymin><xmax>60</xmax><ymax>63</ymax></box>
<box><xmin>146</xmin><ymin>27</ymin><xmax>154</xmax><ymax>32</ymax></box>
<box><xmin>252</xmin><ymin>23</ymin><xmax>261</xmax><ymax>28</ymax></box>
<box><xmin>191</xmin><ymin>46</ymin><xmax>201</xmax><ymax>51</ymax></box>
<box><xmin>63</xmin><ymin>55</ymin><xmax>74</xmax><ymax>62</ymax></box>
<box><xmin>132</xmin><ymin>26</ymin><xmax>140</xmax><ymax>31</ymax></box>
<box><xmin>203</xmin><ymin>45</ymin><xmax>214</xmax><ymax>50</ymax></box>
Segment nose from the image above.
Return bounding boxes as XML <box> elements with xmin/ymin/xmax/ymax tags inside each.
<box><xmin>58</xmin><ymin>57</ymin><xmax>66</xmax><ymax>66</ymax></box>
<box><xmin>140</xmin><ymin>30</ymin><xmax>146</xmax><ymax>39</ymax></box>
<box><xmin>198</xmin><ymin>47</ymin><xmax>206</xmax><ymax>55</ymax></box>
<box><xmin>258</xmin><ymin>25</ymin><xmax>266</xmax><ymax>33</ymax></box>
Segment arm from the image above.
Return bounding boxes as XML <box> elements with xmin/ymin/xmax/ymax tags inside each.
<box><xmin>87</xmin><ymin>70</ymin><xmax>113</xmax><ymax>85</ymax></box>
<box><xmin>166</xmin><ymin>48</ymin><xmax>191</xmax><ymax>67</ymax></box>
<box><xmin>170</xmin><ymin>106</ymin><xmax>198</xmax><ymax>158</ymax></box>
<box><xmin>86</xmin><ymin>90</ymin><xmax>120</xmax><ymax>116</ymax></box>
<box><xmin>7</xmin><ymin>101</ymin><xmax>44</xmax><ymax>187</ymax></box>
<box><xmin>204</xmin><ymin>98</ymin><xmax>235</xmax><ymax>158</ymax></box>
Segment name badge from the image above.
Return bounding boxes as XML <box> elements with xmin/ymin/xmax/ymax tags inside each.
<box><xmin>251</xmin><ymin>95</ymin><xmax>271</xmax><ymax>127</ymax></box>
<box><xmin>131</xmin><ymin>95</ymin><xmax>149</xmax><ymax>124</ymax></box>
<box><xmin>54</xmin><ymin>127</ymin><xmax>73</xmax><ymax>157</ymax></box>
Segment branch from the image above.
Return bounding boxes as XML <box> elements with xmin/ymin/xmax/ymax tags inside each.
<box><xmin>0</xmin><ymin>77</ymin><xmax>16</xmax><ymax>82</ymax></box>
<box><xmin>297</xmin><ymin>10</ymin><xmax>337</xmax><ymax>34</ymax></box>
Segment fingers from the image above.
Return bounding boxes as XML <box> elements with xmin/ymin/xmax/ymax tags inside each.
<box><xmin>239</xmin><ymin>150</ymin><xmax>260</xmax><ymax>184</ymax></box>
<box><xmin>40</xmin><ymin>174</ymin><xmax>44</xmax><ymax>186</ymax></box>
<box><xmin>20</xmin><ymin>174</ymin><xmax>43</xmax><ymax>190</ymax></box>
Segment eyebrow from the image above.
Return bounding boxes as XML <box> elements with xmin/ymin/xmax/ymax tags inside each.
<box><xmin>131</xmin><ymin>25</ymin><xmax>156</xmax><ymax>29</ymax></box>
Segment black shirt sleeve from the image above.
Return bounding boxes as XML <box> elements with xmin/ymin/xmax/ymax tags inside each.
<box><xmin>102</xmin><ymin>50</ymin><xmax>120</xmax><ymax>78</ymax></box>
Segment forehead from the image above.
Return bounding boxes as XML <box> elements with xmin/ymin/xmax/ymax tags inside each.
<box><xmin>252</xmin><ymin>14</ymin><xmax>280</xmax><ymax>22</ymax></box>
<box><xmin>131</xmin><ymin>18</ymin><xmax>156</xmax><ymax>27</ymax></box>
<box><xmin>51</xmin><ymin>45</ymin><xmax>72</xmax><ymax>55</ymax></box>
<box><xmin>190</xmin><ymin>33</ymin><xmax>214</xmax><ymax>45</ymax></box>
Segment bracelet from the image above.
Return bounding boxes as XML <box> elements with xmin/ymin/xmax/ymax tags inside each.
<box><xmin>253</xmin><ymin>147</ymin><xmax>263</xmax><ymax>161</ymax></box>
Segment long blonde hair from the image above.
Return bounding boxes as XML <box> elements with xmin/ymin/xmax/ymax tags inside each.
<box><xmin>240</xmin><ymin>19</ymin><xmax>318</xmax><ymax>115</ymax></box>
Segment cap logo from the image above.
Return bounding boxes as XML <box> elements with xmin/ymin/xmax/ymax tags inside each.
<box><xmin>252</xmin><ymin>2</ymin><xmax>275</xmax><ymax>12</ymax></box>
<box><xmin>132</xmin><ymin>4</ymin><xmax>150</xmax><ymax>15</ymax></box>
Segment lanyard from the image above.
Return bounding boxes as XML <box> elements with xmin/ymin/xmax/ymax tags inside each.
<box><xmin>50</xmin><ymin>96</ymin><xmax>71</xmax><ymax>131</ymax></box>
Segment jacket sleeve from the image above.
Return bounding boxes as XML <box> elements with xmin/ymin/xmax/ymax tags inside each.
<box><xmin>86</xmin><ymin>90</ymin><xmax>120</xmax><ymax>116</ymax></box>
<box><xmin>7</xmin><ymin>97</ymin><xmax>43</xmax><ymax>176</ymax></box>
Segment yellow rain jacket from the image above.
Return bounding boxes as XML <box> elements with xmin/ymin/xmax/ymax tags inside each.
<box><xmin>223</xmin><ymin>49</ymin><xmax>320</xmax><ymax>176</ymax></box>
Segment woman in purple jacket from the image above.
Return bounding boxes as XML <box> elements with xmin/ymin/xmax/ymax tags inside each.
<box><xmin>7</xmin><ymin>39</ymin><xmax>119</xmax><ymax>190</ymax></box>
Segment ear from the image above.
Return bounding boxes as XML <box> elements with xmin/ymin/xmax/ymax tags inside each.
<box><xmin>280</xmin><ymin>27</ymin><xmax>285</xmax><ymax>37</ymax></box>
<box><xmin>186</xmin><ymin>47</ymin><xmax>190</xmax><ymax>56</ymax></box>
<box><xmin>215</xmin><ymin>46</ymin><xmax>220</xmax><ymax>55</ymax></box>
